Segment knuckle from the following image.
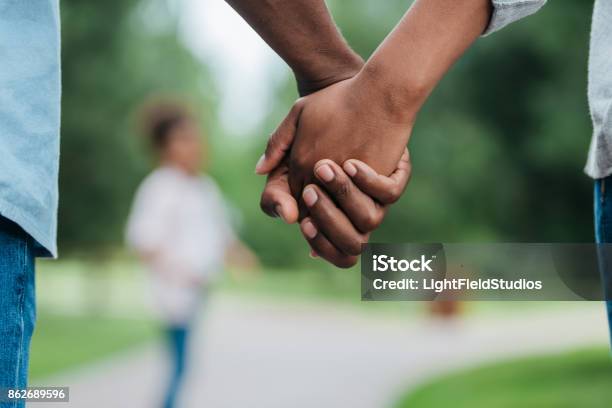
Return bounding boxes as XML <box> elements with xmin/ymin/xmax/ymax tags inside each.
<box><xmin>317</xmin><ymin>200</ymin><xmax>336</xmax><ymax>220</ymax></box>
<box><xmin>334</xmin><ymin>179</ymin><xmax>351</xmax><ymax>200</ymax></box>
<box><xmin>351</xmin><ymin>171</ymin><xmax>368</xmax><ymax>187</ymax></box>
<box><xmin>385</xmin><ymin>185</ymin><xmax>402</xmax><ymax>204</ymax></box>
<box><xmin>362</xmin><ymin>208</ymin><xmax>383</xmax><ymax>231</ymax></box>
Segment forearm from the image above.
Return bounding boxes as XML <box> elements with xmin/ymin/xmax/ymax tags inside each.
<box><xmin>226</xmin><ymin>0</ymin><xmax>363</xmax><ymax>95</ymax></box>
<box><xmin>360</xmin><ymin>0</ymin><xmax>492</xmax><ymax>122</ymax></box>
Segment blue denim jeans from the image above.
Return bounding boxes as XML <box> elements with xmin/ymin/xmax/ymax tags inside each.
<box><xmin>593</xmin><ymin>178</ymin><xmax>612</xmax><ymax>346</ymax></box>
<box><xmin>162</xmin><ymin>326</ymin><xmax>190</xmax><ymax>408</ymax></box>
<box><xmin>0</xmin><ymin>217</ymin><xmax>36</xmax><ymax>408</ymax></box>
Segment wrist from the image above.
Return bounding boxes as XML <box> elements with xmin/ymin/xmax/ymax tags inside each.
<box><xmin>295</xmin><ymin>50</ymin><xmax>364</xmax><ymax>96</ymax></box>
<box><xmin>355</xmin><ymin>58</ymin><xmax>430</xmax><ymax>125</ymax></box>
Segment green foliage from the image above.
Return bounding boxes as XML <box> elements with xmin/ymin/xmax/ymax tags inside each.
<box><xmin>396</xmin><ymin>348</ymin><xmax>612</xmax><ymax>408</ymax></box>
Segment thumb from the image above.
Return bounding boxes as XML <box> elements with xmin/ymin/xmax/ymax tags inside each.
<box><xmin>255</xmin><ymin>99</ymin><xmax>304</xmax><ymax>175</ymax></box>
<box><xmin>260</xmin><ymin>163</ymin><xmax>299</xmax><ymax>224</ymax></box>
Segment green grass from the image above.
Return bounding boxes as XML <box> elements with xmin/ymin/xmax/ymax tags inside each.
<box><xmin>29</xmin><ymin>313</ymin><xmax>157</xmax><ymax>380</ymax></box>
<box><xmin>221</xmin><ymin>267</ymin><xmax>361</xmax><ymax>301</ymax></box>
<box><xmin>396</xmin><ymin>348</ymin><xmax>612</xmax><ymax>408</ymax></box>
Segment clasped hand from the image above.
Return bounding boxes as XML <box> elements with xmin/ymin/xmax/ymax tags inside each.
<box><xmin>255</xmin><ymin>70</ymin><xmax>415</xmax><ymax>268</ymax></box>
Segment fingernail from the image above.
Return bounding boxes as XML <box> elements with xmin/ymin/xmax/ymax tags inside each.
<box><xmin>309</xmin><ymin>250</ymin><xmax>319</xmax><ymax>259</ymax></box>
<box><xmin>275</xmin><ymin>205</ymin><xmax>287</xmax><ymax>223</ymax></box>
<box><xmin>316</xmin><ymin>164</ymin><xmax>335</xmax><ymax>182</ymax></box>
<box><xmin>255</xmin><ymin>154</ymin><xmax>266</xmax><ymax>174</ymax></box>
<box><xmin>302</xmin><ymin>221</ymin><xmax>317</xmax><ymax>239</ymax></box>
<box><xmin>303</xmin><ymin>187</ymin><xmax>318</xmax><ymax>207</ymax></box>
<box><xmin>344</xmin><ymin>162</ymin><xmax>357</xmax><ymax>177</ymax></box>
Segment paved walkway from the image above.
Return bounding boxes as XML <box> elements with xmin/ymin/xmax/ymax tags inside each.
<box><xmin>34</xmin><ymin>298</ymin><xmax>609</xmax><ymax>408</ymax></box>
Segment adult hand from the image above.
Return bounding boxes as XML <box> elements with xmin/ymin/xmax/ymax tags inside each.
<box><xmin>256</xmin><ymin>70</ymin><xmax>416</xmax><ymax>266</ymax></box>
<box><xmin>300</xmin><ymin>149</ymin><xmax>411</xmax><ymax>267</ymax></box>
<box><xmin>256</xmin><ymin>69</ymin><xmax>416</xmax><ymax>202</ymax></box>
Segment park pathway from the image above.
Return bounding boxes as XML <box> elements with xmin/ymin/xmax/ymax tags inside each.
<box><xmin>34</xmin><ymin>297</ymin><xmax>609</xmax><ymax>408</ymax></box>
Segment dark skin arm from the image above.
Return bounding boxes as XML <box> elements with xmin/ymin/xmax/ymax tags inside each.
<box><xmin>225</xmin><ymin>0</ymin><xmax>363</xmax><ymax>96</ymax></box>
<box><xmin>257</xmin><ymin>0</ymin><xmax>493</xmax><ymax>266</ymax></box>
<box><xmin>228</xmin><ymin>0</ymin><xmax>409</xmax><ymax>267</ymax></box>
<box><xmin>257</xmin><ymin>0</ymin><xmax>493</xmax><ymax>182</ymax></box>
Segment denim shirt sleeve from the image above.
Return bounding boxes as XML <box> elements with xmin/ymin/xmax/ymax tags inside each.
<box><xmin>483</xmin><ymin>0</ymin><xmax>547</xmax><ymax>36</ymax></box>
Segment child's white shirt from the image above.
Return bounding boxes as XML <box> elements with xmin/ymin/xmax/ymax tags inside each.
<box><xmin>126</xmin><ymin>166</ymin><xmax>235</xmax><ymax>324</ymax></box>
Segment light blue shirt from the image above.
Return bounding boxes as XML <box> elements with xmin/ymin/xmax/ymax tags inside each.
<box><xmin>0</xmin><ymin>0</ymin><xmax>61</xmax><ymax>257</ymax></box>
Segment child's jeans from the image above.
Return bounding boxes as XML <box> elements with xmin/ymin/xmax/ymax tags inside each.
<box><xmin>0</xmin><ymin>217</ymin><xmax>36</xmax><ymax>408</ymax></box>
<box><xmin>163</xmin><ymin>325</ymin><xmax>190</xmax><ymax>408</ymax></box>
<box><xmin>593</xmin><ymin>177</ymin><xmax>612</xmax><ymax>347</ymax></box>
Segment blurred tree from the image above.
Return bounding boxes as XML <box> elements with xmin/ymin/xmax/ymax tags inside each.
<box><xmin>59</xmin><ymin>0</ymin><xmax>217</xmax><ymax>253</ymax></box>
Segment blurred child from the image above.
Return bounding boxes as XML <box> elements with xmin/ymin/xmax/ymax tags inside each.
<box><xmin>126</xmin><ymin>100</ymin><xmax>257</xmax><ymax>408</ymax></box>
